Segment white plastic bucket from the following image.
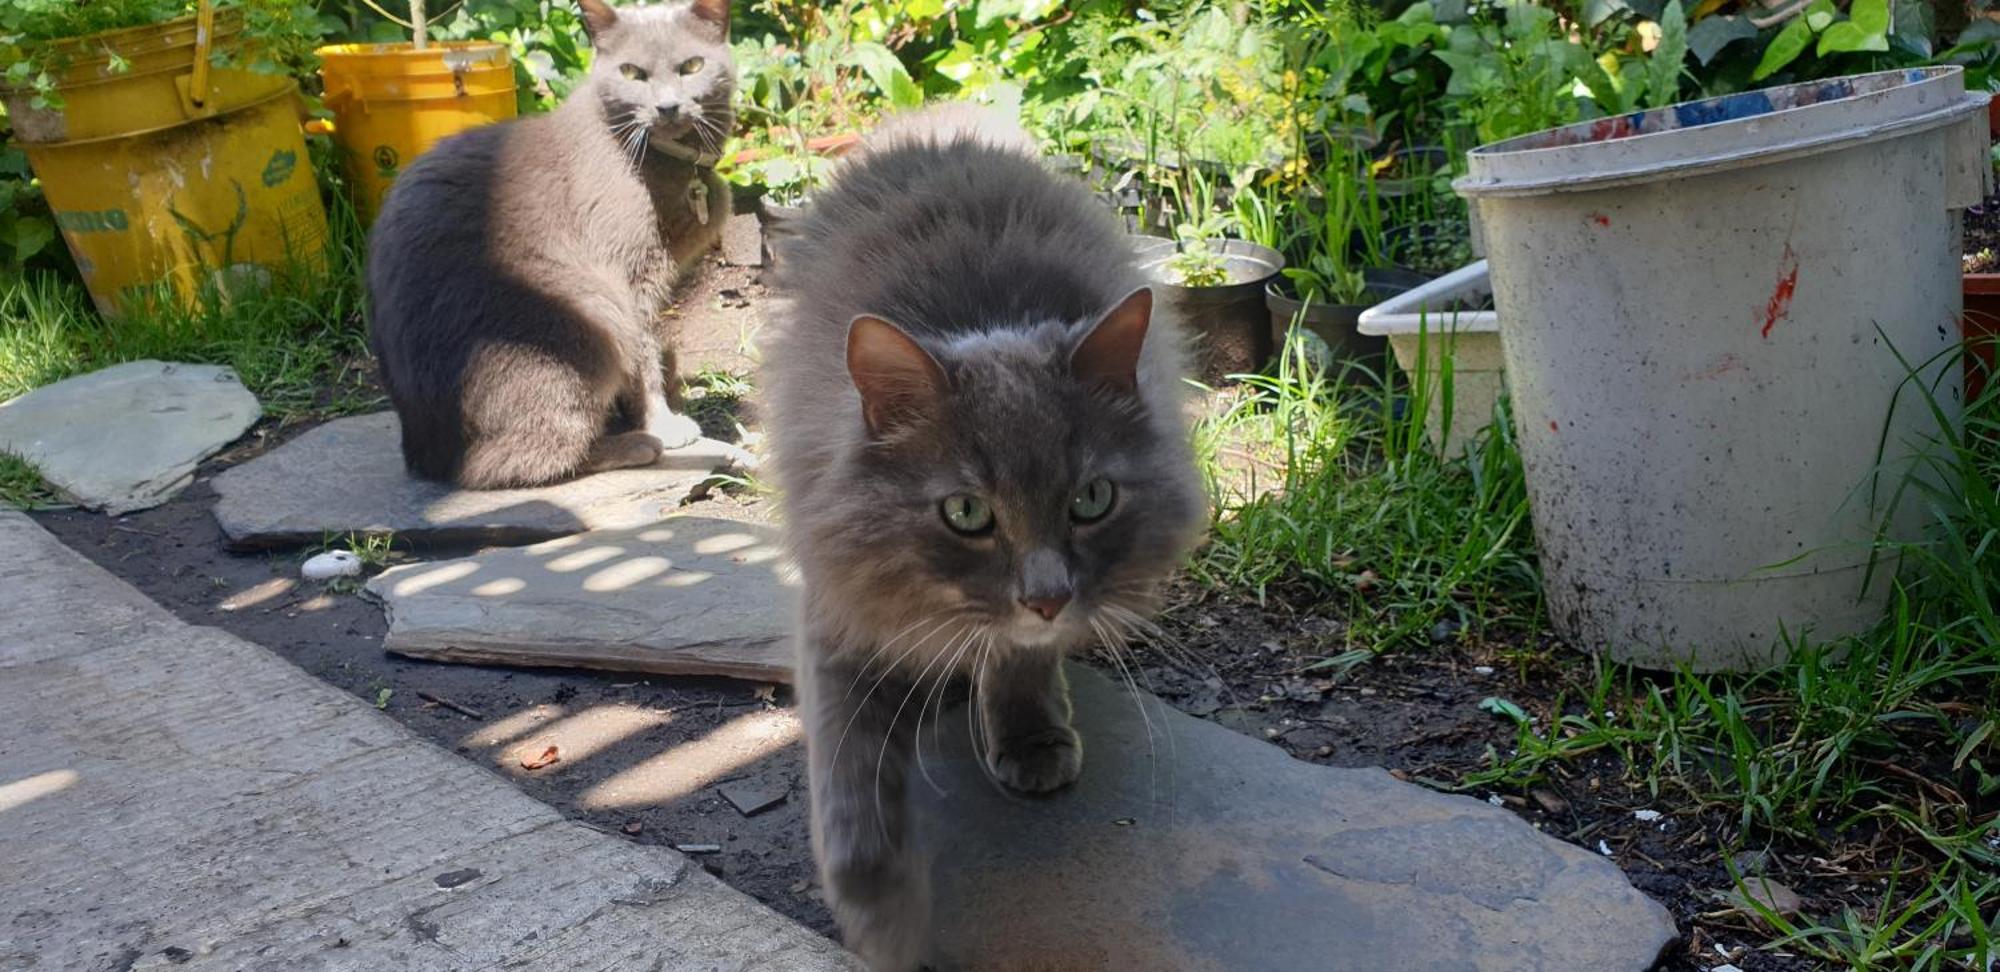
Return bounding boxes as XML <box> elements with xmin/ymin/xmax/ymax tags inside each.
<box><xmin>1456</xmin><ymin>67</ymin><xmax>1987</xmax><ymax>671</ymax></box>
<box><xmin>1358</xmin><ymin>260</ymin><xmax>1503</xmax><ymax>456</ymax></box>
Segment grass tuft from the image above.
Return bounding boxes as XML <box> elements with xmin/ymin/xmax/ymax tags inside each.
<box><xmin>0</xmin><ymin>174</ymin><xmax>379</xmax><ymax>423</ymax></box>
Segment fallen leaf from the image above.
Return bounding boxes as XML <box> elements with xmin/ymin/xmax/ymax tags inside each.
<box><xmin>1479</xmin><ymin>696</ymin><xmax>1529</xmax><ymax>724</ymax></box>
<box><xmin>520</xmin><ymin>744</ymin><xmax>561</xmax><ymax>770</ymax></box>
<box><xmin>752</xmin><ymin>684</ymin><xmax>777</xmax><ymax>702</ymax></box>
<box><xmin>788</xmin><ymin>878</ymin><xmax>813</xmax><ymax>894</ymax></box>
<box><xmin>622</xmin><ymin>820</ymin><xmax>643</xmax><ymax>835</ymax></box>
<box><xmin>1531</xmin><ymin>788</ymin><xmax>1569</xmax><ymax>815</ymax></box>
<box><xmin>1727</xmin><ymin>877</ymin><xmax>1803</xmax><ymax>917</ymax></box>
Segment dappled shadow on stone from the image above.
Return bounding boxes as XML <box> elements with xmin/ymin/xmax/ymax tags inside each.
<box><xmin>367</xmin><ymin>516</ymin><xmax>795</xmax><ymax>682</ymax></box>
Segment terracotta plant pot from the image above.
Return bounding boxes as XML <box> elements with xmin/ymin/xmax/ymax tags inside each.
<box><xmin>1963</xmin><ymin>274</ymin><xmax>2000</xmax><ymax>401</ymax></box>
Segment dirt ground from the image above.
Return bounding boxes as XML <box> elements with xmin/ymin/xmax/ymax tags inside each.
<box><xmin>26</xmin><ymin>254</ymin><xmax>1860</xmax><ymax>971</ymax></box>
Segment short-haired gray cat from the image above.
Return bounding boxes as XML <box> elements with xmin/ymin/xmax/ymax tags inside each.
<box><xmin>760</xmin><ymin>105</ymin><xmax>1205</xmax><ymax>970</ymax></box>
<box><xmin>366</xmin><ymin>0</ymin><xmax>732</xmax><ymax>488</ymax></box>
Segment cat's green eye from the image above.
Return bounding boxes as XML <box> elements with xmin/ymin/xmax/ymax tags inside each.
<box><xmin>940</xmin><ymin>494</ymin><xmax>994</xmax><ymax>535</ymax></box>
<box><xmin>678</xmin><ymin>56</ymin><xmax>705</xmax><ymax>75</ymax></box>
<box><xmin>619</xmin><ymin>63</ymin><xmax>648</xmax><ymax>81</ymax></box>
<box><xmin>1070</xmin><ymin>478</ymin><xmax>1116</xmax><ymax>523</ymax></box>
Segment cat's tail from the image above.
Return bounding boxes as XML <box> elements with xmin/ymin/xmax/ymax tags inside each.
<box><xmin>854</xmin><ymin>101</ymin><xmax>1037</xmax><ymax>158</ymax></box>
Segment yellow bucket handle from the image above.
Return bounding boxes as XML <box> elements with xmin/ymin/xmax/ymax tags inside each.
<box><xmin>188</xmin><ymin>0</ymin><xmax>215</xmax><ymax>109</ymax></box>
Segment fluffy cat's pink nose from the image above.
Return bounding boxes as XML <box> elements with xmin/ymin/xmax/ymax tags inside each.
<box><xmin>1020</xmin><ymin>594</ymin><xmax>1069</xmax><ymax>621</ymax></box>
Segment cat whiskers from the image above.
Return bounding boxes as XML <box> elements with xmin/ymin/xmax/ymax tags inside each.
<box><xmin>872</xmin><ymin>624</ymin><xmax>979</xmax><ymax>836</ymax></box>
<box><xmin>1089</xmin><ymin>614</ymin><xmax>1160</xmax><ymax>778</ymax></box>
<box><xmin>609</xmin><ymin>117</ymin><xmax>651</xmax><ymax>169</ymax></box>
<box><xmin>910</xmin><ymin>622</ymin><xmax>987</xmax><ymax>797</ymax></box>
<box><xmin>824</xmin><ymin>614</ymin><xmax>963</xmax><ymax>812</ymax></box>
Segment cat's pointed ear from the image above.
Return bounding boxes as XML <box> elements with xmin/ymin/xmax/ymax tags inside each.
<box><xmin>1071</xmin><ymin>287</ymin><xmax>1152</xmax><ymax>397</ymax></box>
<box><xmin>577</xmin><ymin>0</ymin><xmax>619</xmax><ymax>42</ymax></box>
<box><xmin>847</xmin><ymin>315</ymin><xmax>946</xmax><ymax>437</ymax></box>
<box><xmin>688</xmin><ymin>0</ymin><xmax>730</xmax><ymax>32</ymax></box>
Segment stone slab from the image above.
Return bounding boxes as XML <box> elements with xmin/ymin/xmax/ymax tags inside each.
<box><xmin>209</xmin><ymin>411</ymin><xmax>747</xmax><ymax>550</ymax></box>
<box><xmin>0</xmin><ymin>511</ymin><xmax>858</xmax><ymax>971</ymax></box>
<box><xmin>0</xmin><ymin>360</ymin><xmax>260</xmax><ymax>514</ymax></box>
<box><xmin>720</xmin><ymin>211</ymin><xmax>764</xmax><ymax>267</ymax></box>
<box><xmin>368</xmin><ymin>516</ymin><xmax>796</xmax><ymax>683</ymax></box>
<box><xmin>915</xmin><ymin>665</ymin><xmax>1678</xmax><ymax>971</ymax></box>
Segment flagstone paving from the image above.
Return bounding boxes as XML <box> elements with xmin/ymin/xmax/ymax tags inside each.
<box><xmin>0</xmin><ymin>360</ymin><xmax>259</xmax><ymax>514</ymax></box>
<box><xmin>209</xmin><ymin>410</ymin><xmax>748</xmax><ymax>550</ymax></box>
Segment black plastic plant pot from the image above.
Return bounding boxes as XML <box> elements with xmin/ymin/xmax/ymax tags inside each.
<box><xmin>1380</xmin><ymin>219</ymin><xmax>1472</xmax><ymax>277</ymax></box>
<box><xmin>756</xmin><ymin>197</ymin><xmax>807</xmax><ymax>267</ymax></box>
<box><xmin>1130</xmin><ymin>236</ymin><xmax>1286</xmax><ymax>383</ymax></box>
<box><xmin>1369</xmin><ymin>144</ymin><xmax>1449</xmax><ymax>197</ymax></box>
<box><xmin>1265</xmin><ymin>268</ymin><xmax>1432</xmax><ymax>366</ymax></box>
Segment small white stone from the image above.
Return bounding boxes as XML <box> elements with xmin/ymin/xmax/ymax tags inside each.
<box><xmin>1632</xmin><ymin>809</ymin><xmax>1663</xmax><ymax>822</ymax></box>
<box><xmin>1712</xmin><ymin>966</ymin><xmax>1743</xmax><ymax>972</ymax></box>
<box><xmin>1472</xmin><ymin>665</ymin><xmax>1495</xmax><ymax>676</ymax></box>
<box><xmin>1487</xmin><ymin>795</ymin><xmax>1505</xmax><ymax>807</ymax></box>
<box><xmin>302</xmin><ymin>550</ymin><xmax>363</xmax><ymax>581</ymax></box>
<box><xmin>1597</xmin><ymin>840</ymin><xmax>1614</xmax><ymax>857</ymax></box>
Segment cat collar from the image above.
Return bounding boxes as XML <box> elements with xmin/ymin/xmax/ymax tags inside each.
<box><xmin>656</xmin><ymin>138</ymin><xmax>721</xmax><ymax>169</ymax></box>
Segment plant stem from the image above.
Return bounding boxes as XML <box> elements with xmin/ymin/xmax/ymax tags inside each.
<box><xmin>410</xmin><ymin>0</ymin><xmax>428</xmax><ymax>50</ymax></box>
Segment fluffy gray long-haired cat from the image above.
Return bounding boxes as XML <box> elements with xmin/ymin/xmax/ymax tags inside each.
<box><xmin>760</xmin><ymin>104</ymin><xmax>1205</xmax><ymax>970</ymax></box>
<box><xmin>366</xmin><ymin>0</ymin><xmax>733</xmax><ymax>489</ymax></box>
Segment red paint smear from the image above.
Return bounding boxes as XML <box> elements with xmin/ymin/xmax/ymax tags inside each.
<box><xmin>1760</xmin><ymin>245</ymin><xmax>1799</xmax><ymax>339</ymax></box>
<box><xmin>1687</xmin><ymin>352</ymin><xmax>1743</xmax><ymax>381</ymax></box>
<box><xmin>1587</xmin><ymin>212</ymin><xmax>1611</xmax><ymax>227</ymax></box>
<box><xmin>1548</xmin><ymin>420</ymin><xmax>1560</xmax><ymax>432</ymax></box>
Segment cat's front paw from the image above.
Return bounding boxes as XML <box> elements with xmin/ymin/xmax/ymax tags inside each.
<box><xmin>988</xmin><ymin>725</ymin><xmax>1082</xmax><ymax>794</ymax></box>
<box><xmin>647</xmin><ymin>408</ymin><xmax>703</xmax><ymax>450</ymax></box>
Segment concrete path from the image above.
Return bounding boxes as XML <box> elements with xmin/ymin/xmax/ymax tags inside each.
<box><xmin>0</xmin><ymin>512</ymin><xmax>858</xmax><ymax>971</ymax></box>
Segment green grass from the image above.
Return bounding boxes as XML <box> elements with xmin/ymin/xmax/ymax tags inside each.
<box><xmin>1192</xmin><ymin>330</ymin><xmax>1539</xmax><ymax>648</ymax></box>
<box><xmin>0</xmin><ymin>452</ymin><xmax>62</xmax><ymax>510</ymax></box>
<box><xmin>1197</xmin><ymin>329</ymin><xmax>1999</xmax><ymax>969</ymax></box>
<box><xmin>0</xmin><ymin>180</ymin><xmax>379</xmax><ymax>422</ymax></box>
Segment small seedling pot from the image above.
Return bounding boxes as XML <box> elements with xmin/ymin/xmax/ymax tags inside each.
<box><xmin>1356</xmin><ymin>260</ymin><xmax>1503</xmax><ymax>457</ymax></box>
<box><xmin>1265</xmin><ymin>268</ymin><xmax>1431</xmax><ymax>366</ymax></box>
<box><xmin>1130</xmin><ymin>236</ymin><xmax>1285</xmax><ymax>382</ymax></box>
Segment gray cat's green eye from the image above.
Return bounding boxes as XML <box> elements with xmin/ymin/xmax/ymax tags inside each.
<box><xmin>619</xmin><ymin>63</ymin><xmax>648</xmax><ymax>81</ymax></box>
<box><xmin>1070</xmin><ymin>478</ymin><xmax>1116</xmax><ymax>523</ymax></box>
<box><xmin>678</xmin><ymin>56</ymin><xmax>705</xmax><ymax>75</ymax></box>
<box><xmin>940</xmin><ymin>494</ymin><xmax>993</xmax><ymax>535</ymax></box>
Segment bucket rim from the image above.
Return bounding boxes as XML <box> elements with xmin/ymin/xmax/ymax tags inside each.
<box><xmin>315</xmin><ymin>40</ymin><xmax>513</xmax><ymax>66</ymax></box>
<box><xmin>0</xmin><ymin>9</ymin><xmax>249</xmax><ymax>94</ymax></box>
<box><xmin>14</xmin><ymin>84</ymin><xmax>299</xmax><ymax>150</ymax></box>
<box><xmin>6</xmin><ymin>7</ymin><xmax>242</xmax><ymax>65</ymax></box>
<box><xmin>1457</xmin><ymin>66</ymin><xmax>1987</xmax><ymax>198</ymax></box>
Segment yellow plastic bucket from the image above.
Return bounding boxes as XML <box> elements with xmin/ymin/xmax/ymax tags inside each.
<box><xmin>2</xmin><ymin>6</ymin><xmax>328</xmax><ymax>318</ymax></box>
<box><xmin>316</xmin><ymin>42</ymin><xmax>518</xmax><ymax>223</ymax></box>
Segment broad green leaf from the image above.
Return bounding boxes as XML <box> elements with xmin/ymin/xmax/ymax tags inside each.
<box><xmin>1751</xmin><ymin>16</ymin><xmax>1812</xmax><ymax>81</ymax></box>
<box><xmin>1816</xmin><ymin>20</ymin><xmax>1888</xmax><ymax>55</ymax></box>
<box><xmin>7</xmin><ymin>216</ymin><xmax>53</xmax><ymax>263</ymax></box>
<box><xmin>844</xmin><ymin>41</ymin><xmax>923</xmax><ymax>109</ymax></box>
<box><xmin>1804</xmin><ymin>0</ymin><xmax>1837</xmax><ymax>32</ymax></box>
<box><xmin>1686</xmin><ymin>14</ymin><xmax>1758</xmax><ymax>64</ymax></box>
<box><xmin>1890</xmin><ymin>0</ymin><xmax>1935</xmax><ymax>55</ymax></box>
<box><xmin>1849</xmin><ymin>0</ymin><xmax>1888</xmax><ymax>35</ymax></box>
<box><xmin>1647</xmin><ymin>0</ymin><xmax>1689</xmax><ymax>109</ymax></box>
<box><xmin>1479</xmin><ymin>697</ymin><xmax>1529</xmax><ymax>724</ymax></box>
